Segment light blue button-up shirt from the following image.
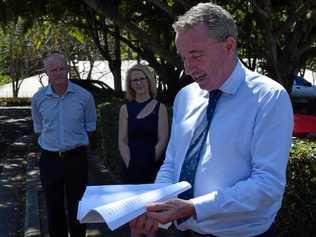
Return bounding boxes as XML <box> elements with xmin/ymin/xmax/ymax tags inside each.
<box><xmin>155</xmin><ymin>60</ymin><xmax>294</xmax><ymax>237</ymax></box>
<box><xmin>31</xmin><ymin>81</ymin><xmax>96</xmax><ymax>152</ymax></box>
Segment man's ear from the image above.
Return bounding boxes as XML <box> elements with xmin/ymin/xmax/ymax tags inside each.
<box><xmin>224</xmin><ymin>36</ymin><xmax>236</xmax><ymax>54</ymax></box>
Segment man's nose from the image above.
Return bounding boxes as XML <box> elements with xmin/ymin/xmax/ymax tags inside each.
<box><xmin>184</xmin><ymin>60</ymin><xmax>195</xmax><ymax>76</ymax></box>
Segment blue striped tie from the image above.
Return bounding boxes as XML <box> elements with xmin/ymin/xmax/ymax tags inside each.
<box><xmin>178</xmin><ymin>90</ymin><xmax>222</xmax><ymax>200</ymax></box>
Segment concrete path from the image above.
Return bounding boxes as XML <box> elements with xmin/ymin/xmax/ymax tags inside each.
<box><xmin>0</xmin><ymin>107</ymin><xmax>33</xmax><ymax>237</ymax></box>
<box><xmin>0</xmin><ymin>107</ymin><xmax>176</xmax><ymax>237</ymax></box>
<box><xmin>0</xmin><ymin>139</ymin><xmax>28</xmax><ymax>237</ymax></box>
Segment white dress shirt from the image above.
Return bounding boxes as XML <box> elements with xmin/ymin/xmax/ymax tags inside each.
<box><xmin>31</xmin><ymin>81</ymin><xmax>96</xmax><ymax>152</ymax></box>
<box><xmin>155</xmin><ymin>59</ymin><xmax>293</xmax><ymax>237</ymax></box>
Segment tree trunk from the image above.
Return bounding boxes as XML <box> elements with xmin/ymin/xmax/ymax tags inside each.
<box><xmin>12</xmin><ymin>80</ymin><xmax>19</xmax><ymax>98</ymax></box>
<box><xmin>111</xmin><ymin>24</ymin><xmax>122</xmax><ymax>92</ymax></box>
<box><xmin>155</xmin><ymin>64</ymin><xmax>182</xmax><ymax>104</ymax></box>
<box><xmin>109</xmin><ymin>60</ymin><xmax>122</xmax><ymax>92</ymax></box>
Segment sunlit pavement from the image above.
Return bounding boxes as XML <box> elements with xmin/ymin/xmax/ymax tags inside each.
<box><xmin>0</xmin><ymin>107</ymin><xmax>33</xmax><ymax>237</ymax></box>
<box><xmin>0</xmin><ymin>107</ymin><xmax>176</xmax><ymax>237</ymax></box>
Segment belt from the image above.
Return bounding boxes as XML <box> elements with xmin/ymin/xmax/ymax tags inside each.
<box><xmin>41</xmin><ymin>146</ymin><xmax>86</xmax><ymax>158</ymax></box>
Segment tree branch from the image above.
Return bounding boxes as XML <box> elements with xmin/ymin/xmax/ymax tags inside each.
<box><xmin>174</xmin><ymin>0</ymin><xmax>192</xmax><ymax>11</ymax></box>
<box><xmin>249</xmin><ymin>0</ymin><xmax>270</xmax><ymax>19</ymax></box>
<box><xmin>285</xmin><ymin>7</ymin><xmax>316</xmax><ymax>59</ymax></box>
<box><xmin>299</xmin><ymin>46</ymin><xmax>316</xmax><ymax>68</ymax></box>
<box><xmin>146</xmin><ymin>0</ymin><xmax>176</xmax><ymax>19</ymax></box>
<box><xmin>82</xmin><ymin>0</ymin><xmax>177</xmax><ymax>65</ymax></box>
<box><xmin>250</xmin><ymin>0</ymin><xmax>281</xmax><ymax>81</ymax></box>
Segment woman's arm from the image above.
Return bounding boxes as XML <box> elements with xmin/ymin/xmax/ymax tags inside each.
<box><xmin>118</xmin><ymin>104</ymin><xmax>130</xmax><ymax>167</ymax></box>
<box><xmin>155</xmin><ymin>103</ymin><xmax>169</xmax><ymax>161</ymax></box>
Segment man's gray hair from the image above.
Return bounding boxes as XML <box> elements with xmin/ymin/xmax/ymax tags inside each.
<box><xmin>43</xmin><ymin>53</ymin><xmax>67</xmax><ymax>70</ymax></box>
<box><xmin>172</xmin><ymin>2</ymin><xmax>237</xmax><ymax>41</ymax></box>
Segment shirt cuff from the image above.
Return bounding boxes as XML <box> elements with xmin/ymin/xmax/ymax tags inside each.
<box><xmin>191</xmin><ymin>191</ymin><xmax>218</xmax><ymax>222</ymax></box>
<box><xmin>85</xmin><ymin>122</ymin><xmax>96</xmax><ymax>131</ymax></box>
<box><xmin>33</xmin><ymin>125</ymin><xmax>42</xmax><ymax>134</ymax></box>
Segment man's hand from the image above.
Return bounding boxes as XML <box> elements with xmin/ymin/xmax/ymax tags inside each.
<box><xmin>129</xmin><ymin>213</ymin><xmax>159</xmax><ymax>235</ymax></box>
<box><xmin>146</xmin><ymin>198</ymin><xmax>196</xmax><ymax>224</ymax></box>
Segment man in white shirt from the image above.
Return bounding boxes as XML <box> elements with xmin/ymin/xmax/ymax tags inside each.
<box><xmin>130</xmin><ymin>2</ymin><xmax>293</xmax><ymax>237</ymax></box>
<box><xmin>32</xmin><ymin>53</ymin><xmax>96</xmax><ymax>237</ymax></box>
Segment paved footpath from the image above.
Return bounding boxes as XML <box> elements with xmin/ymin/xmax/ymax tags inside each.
<box><xmin>0</xmin><ymin>107</ymin><xmax>176</xmax><ymax>237</ymax></box>
<box><xmin>0</xmin><ymin>107</ymin><xmax>33</xmax><ymax>237</ymax></box>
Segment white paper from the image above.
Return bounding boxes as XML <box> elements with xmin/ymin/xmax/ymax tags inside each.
<box><xmin>77</xmin><ymin>183</ymin><xmax>167</xmax><ymax>221</ymax></box>
<box><xmin>77</xmin><ymin>181</ymin><xmax>191</xmax><ymax>231</ymax></box>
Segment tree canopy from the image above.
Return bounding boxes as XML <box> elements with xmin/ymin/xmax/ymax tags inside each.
<box><xmin>0</xmin><ymin>0</ymin><xmax>315</xmax><ymax>100</ymax></box>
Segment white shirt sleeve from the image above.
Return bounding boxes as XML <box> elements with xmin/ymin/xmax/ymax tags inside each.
<box><xmin>84</xmin><ymin>93</ymin><xmax>97</xmax><ymax>132</ymax></box>
<box><xmin>192</xmin><ymin>89</ymin><xmax>293</xmax><ymax>222</ymax></box>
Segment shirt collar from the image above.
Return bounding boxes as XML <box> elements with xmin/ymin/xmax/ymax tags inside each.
<box><xmin>45</xmin><ymin>80</ymin><xmax>75</xmax><ymax>96</ymax></box>
<box><xmin>219</xmin><ymin>58</ymin><xmax>245</xmax><ymax>95</ymax></box>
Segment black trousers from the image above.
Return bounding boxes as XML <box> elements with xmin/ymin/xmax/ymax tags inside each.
<box><xmin>39</xmin><ymin>146</ymin><xmax>87</xmax><ymax>237</ymax></box>
<box><xmin>177</xmin><ymin>223</ymin><xmax>276</xmax><ymax>237</ymax></box>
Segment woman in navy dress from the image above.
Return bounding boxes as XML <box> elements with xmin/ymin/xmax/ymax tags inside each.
<box><xmin>118</xmin><ymin>64</ymin><xmax>169</xmax><ymax>185</ymax></box>
<box><xmin>118</xmin><ymin>64</ymin><xmax>169</xmax><ymax>237</ymax></box>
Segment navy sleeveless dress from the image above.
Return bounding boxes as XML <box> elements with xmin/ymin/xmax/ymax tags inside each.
<box><xmin>126</xmin><ymin>99</ymin><xmax>161</xmax><ymax>184</ymax></box>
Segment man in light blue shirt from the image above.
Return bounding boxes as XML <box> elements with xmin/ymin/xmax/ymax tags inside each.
<box><xmin>130</xmin><ymin>3</ymin><xmax>293</xmax><ymax>237</ymax></box>
<box><xmin>31</xmin><ymin>53</ymin><xmax>96</xmax><ymax>237</ymax></box>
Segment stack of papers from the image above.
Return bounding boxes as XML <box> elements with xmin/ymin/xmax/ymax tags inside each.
<box><xmin>77</xmin><ymin>181</ymin><xmax>191</xmax><ymax>231</ymax></box>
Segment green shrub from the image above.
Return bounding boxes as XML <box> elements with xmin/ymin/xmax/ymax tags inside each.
<box><xmin>0</xmin><ymin>73</ymin><xmax>11</xmax><ymax>85</ymax></box>
<box><xmin>97</xmin><ymin>100</ymin><xmax>126</xmax><ymax>183</ymax></box>
<box><xmin>0</xmin><ymin>97</ymin><xmax>31</xmax><ymax>106</ymax></box>
<box><xmin>276</xmin><ymin>139</ymin><xmax>316</xmax><ymax>236</ymax></box>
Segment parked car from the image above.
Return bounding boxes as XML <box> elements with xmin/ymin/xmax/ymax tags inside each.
<box><xmin>291</xmin><ymin>76</ymin><xmax>316</xmax><ymax>98</ymax></box>
<box><xmin>69</xmin><ymin>79</ymin><xmax>124</xmax><ymax>100</ymax></box>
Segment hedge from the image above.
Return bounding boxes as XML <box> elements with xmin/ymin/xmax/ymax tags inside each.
<box><xmin>0</xmin><ymin>97</ymin><xmax>31</xmax><ymax>106</ymax></box>
<box><xmin>97</xmin><ymin>100</ymin><xmax>126</xmax><ymax>182</ymax></box>
<box><xmin>276</xmin><ymin>139</ymin><xmax>316</xmax><ymax>236</ymax></box>
<box><xmin>97</xmin><ymin>101</ymin><xmax>316</xmax><ymax>236</ymax></box>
